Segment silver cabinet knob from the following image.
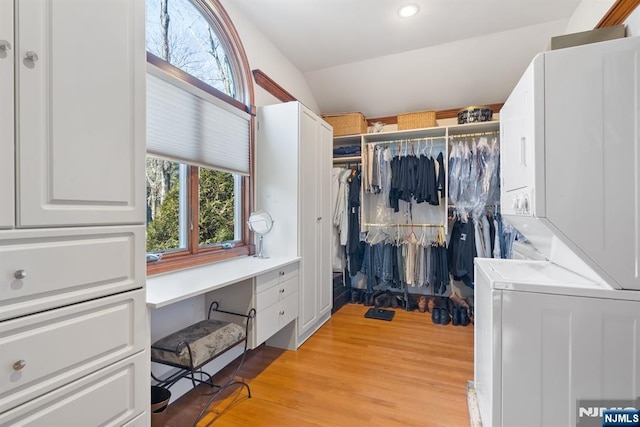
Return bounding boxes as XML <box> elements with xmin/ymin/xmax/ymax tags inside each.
<box><xmin>13</xmin><ymin>360</ymin><xmax>26</xmax><ymax>371</ymax></box>
<box><xmin>279</xmin><ymin>288</ymin><xmax>285</xmax><ymax>293</ymax></box>
<box><xmin>0</xmin><ymin>40</ymin><xmax>11</xmax><ymax>51</ymax></box>
<box><xmin>14</xmin><ymin>270</ymin><xmax>26</xmax><ymax>280</ymax></box>
<box><xmin>279</xmin><ymin>271</ymin><xmax>285</xmax><ymax>276</ymax></box>
<box><xmin>279</xmin><ymin>310</ymin><xmax>285</xmax><ymax>315</ymax></box>
<box><xmin>25</xmin><ymin>50</ymin><xmax>38</xmax><ymax>61</ymax></box>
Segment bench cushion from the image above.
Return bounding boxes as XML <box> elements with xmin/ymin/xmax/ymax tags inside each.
<box><xmin>151</xmin><ymin>319</ymin><xmax>246</xmax><ymax>368</ymax></box>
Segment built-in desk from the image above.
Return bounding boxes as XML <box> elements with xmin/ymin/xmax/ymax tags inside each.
<box><xmin>147</xmin><ymin>255</ymin><xmax>301</xmax><ymax>402</ymax></box>
<box><xmin>147</xmin><ymin>255</ymin><xmax>301</xmax><ymax>349</ymax></box>
<box><xmin>146</xmin><ymin>255</ymin><xmax>300</xmax><ymax>308</ymax></box>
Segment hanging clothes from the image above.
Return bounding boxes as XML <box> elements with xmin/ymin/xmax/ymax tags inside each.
<box><xmin>347</xmin><ymin>170</ymin><xmax>365</xmax><ymax>274</ymax></box>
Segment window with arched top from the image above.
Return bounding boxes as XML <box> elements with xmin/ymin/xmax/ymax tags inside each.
<box><xmin>144</xmin><ymin>0</ymin><xmax>255</xmax><ymax>274</ymax></box>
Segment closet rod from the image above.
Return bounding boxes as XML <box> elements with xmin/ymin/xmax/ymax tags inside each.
<box><xmin>365</xmin><ymin>223</ymin><xmax>444</xmax><ymax>228</ymax></box>
<box><xmin>371</xmin><ymin>136</ymin><xmax>446</xmax><ymax>146</ymax></box>
<box><xmin>448</xmin><ymin>130</ymin><xmax>499</xmax><ymax>139</ymax></box>
<box><xmin>332</xmin><ymin>156</ymin><xmax>361</xmax><ymax>164</ymax></box>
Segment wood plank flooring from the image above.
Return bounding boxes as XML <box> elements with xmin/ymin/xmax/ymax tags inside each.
<box><xmin>162</xmin><ymin>303</ymin><xmax>474</xmax><ymax>427</ymax></box>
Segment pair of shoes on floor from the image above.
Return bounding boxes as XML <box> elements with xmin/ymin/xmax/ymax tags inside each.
<box><xmin>451</xmin><ymin>306</ymin><xmax>470</xmax><ymax>326</ymax></box>
<box><xmin>417</xmin><ymin>296</ymin><xmax>436</xmax><ymax>313</ymax></box>
<box><xmin>374</xmin><ymin>291</ymin><xmax>399</xmax><ymax>309</ymax></box>
<box><xmin>431</xmin><ymin>298</ymin><xmax>451</xmax><ymax>325</ymax></box>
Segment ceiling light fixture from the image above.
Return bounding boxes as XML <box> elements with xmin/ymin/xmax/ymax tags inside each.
<box><xmin>398</xmin><ymin>4</ymin><xmax>419</xmax><ymax>18</ymax></box>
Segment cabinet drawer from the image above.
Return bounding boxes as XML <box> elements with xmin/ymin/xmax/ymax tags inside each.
<box><xmin>256</xmin><ymin>292</ymin><xmax>298</xmax><ymax>346</ymax></box>
<box><xmin>256</xmin><ymin>275</ymin><xmax>298</xmax><ymax>311</ymax></box>
<box><xmin>0</xmin><ymin>225</ymin><xmax>144</xmax><ymax>321</ymax></box>
<box><xmin>256</xmin><ymin>262</ymin><xmax>298</xmax><ymax>292</ymax></box>
<box><xmin>0</xmin><ymin>289</ymin><xmax>147</xmax><ymax>413</ymax></box>
<box><xmin>0</xmin><ymin>351</ymin><xmax>148</xmax><ymax>427</ymax></box>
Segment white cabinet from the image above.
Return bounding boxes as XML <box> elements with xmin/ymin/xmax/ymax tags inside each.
<box><xmin>4</xmin><ymin>0</ymin><xmax>146</xmax><ymax>228</ymax></box>
<box><xmin>257</xmin><ymin>101</ymin><xmax>332</xmax><ymax>347</ymax></box>
<box><xmin>255</xmin><ymin>264</ymin><xmax>299</xmax><ymax>347</ymax></box>
<box><xmin>0</xmin><ymin>0</ymin><xmax>14</xmax><ymax>229</ymax></box>
<box><xmin>0</xmin><ymin>0</ymin><xmax>147</xmax><ymax>424</ymax></box>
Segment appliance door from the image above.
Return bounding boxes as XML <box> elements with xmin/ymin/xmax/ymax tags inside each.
<box><xmin>501</xmin><ymin>290</ymin><xmax>640</xmax><ymax>427</ymax></box>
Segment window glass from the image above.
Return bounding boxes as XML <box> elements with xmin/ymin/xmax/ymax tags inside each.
<box><xmin>198</xmin><ymin>169</ymin><xmax>240</xmax><ymax>247</ymax></box>
<box><xmin>146</xmin><ymin>0</ymin><xmax>236</xmax><ymax>98</ymax></box>
<box><xmin>146</xmin><ymin>157</ymin><xmax>186</xmax><ymax>253</ymax></box>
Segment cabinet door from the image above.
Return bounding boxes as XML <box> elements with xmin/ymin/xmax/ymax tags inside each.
<box><xmin>298</xmin><ymin>106</ymin><xmax>319</xmax><ymax>334</ymax></box>
<box><xmin>317</xmin><ymin>120</ymin><xmax>333</xmax><ymax>318</ymax></box>
<box><xmin>0</xmin><ymin>0</ymin><xmax>14</xmax><ymax>229</ymax></box>
<box><xmin>15</xmin><ymin>0</ymin><xmax>145</xmax><ymax>227</ymax></box>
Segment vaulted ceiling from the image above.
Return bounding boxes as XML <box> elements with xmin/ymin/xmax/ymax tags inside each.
<box><xmin>225</xmin><ymin>0</ymin><xmax>589</xmax><ymax>117</ymax></box>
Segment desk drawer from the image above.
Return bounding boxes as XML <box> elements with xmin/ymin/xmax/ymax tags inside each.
<box><xmin>255</xmin><ymin>291</ymin><xmax>298</xmax><ymax>346</ymax></box>
<box><xmin>0</xmin><ymin>351</ymin><xmax>147</xmax><ymax>427</ymax></box>
<box><xmin>0</xmin><ymin>226</ymin><xmax>145</xmax><ymax>321</ymax></box>
<box><xmin>0</xmin><ymin>289</ymin><xmax>147</xmax><ymax>413</ymax></box>
<box><xmin>255</xmin><ymin>263</ymin><xmax>298</xmax><ymax>292</ymax></box>
<box><xmin>256</xmin><ymin>274</ymin><xmax>298</xmax><ymax>311</ymax></box>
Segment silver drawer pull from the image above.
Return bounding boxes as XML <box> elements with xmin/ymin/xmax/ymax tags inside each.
<box><xmin>279</xmin><ymin>310</ymin><xmax>285</xmax><ymax>315</ymax></box>
<box><xmin>14</xmin><ymin>270</ymin><xmax>26</xmax><ymax>280</ymax></box>
<box><xmin>13</xmin><ymin>360</ymin><xmax>26</xmax><ymax>371</ymax></box>
<box><xmin>279</xmin><ymin>288</ymin><xmax>285</xmax><ymax>293</ymax></box>
<box><xmin>279</xmin><ymin>271</ymin><xmax>285</xmax><ymax>276</ymax></box>
<box><xmin>0</xmin><ymin>40</ymin><xmax>11</xmax><ymax>51</ymax></box>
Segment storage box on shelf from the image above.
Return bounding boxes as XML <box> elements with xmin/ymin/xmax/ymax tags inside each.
<box><xmin>397</xmin><ymin>110</ymin><xmax>436</xmax><ymax>130</ymax></box>
<box><xmin>322</xmin><ymin>112</ymin><xmax>368</xmax><ymax>136</ymax></box>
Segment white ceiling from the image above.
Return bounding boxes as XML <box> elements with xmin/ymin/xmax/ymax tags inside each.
<box><xmin>225</xmin><ymin>0</ymin><xmax>585</xmax><ymax>117</ymax></box>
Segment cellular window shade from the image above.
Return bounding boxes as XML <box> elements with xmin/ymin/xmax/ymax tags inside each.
<box><xmin>146</xmin><ymin>65</ymin><xmax>250</xmax><ymax>175</ymax></box>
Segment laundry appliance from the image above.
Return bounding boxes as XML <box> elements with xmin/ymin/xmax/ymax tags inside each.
<box><xmin>474</xmin><ymin>35</ymin><xmax>640</xmax><ymax>427</ymax></box>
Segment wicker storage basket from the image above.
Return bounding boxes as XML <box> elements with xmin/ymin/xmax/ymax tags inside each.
<box><xmin>397</xmin><ymin>110</ymin><xmax>437</xmax><ymax>130</ymax></box>
<box><xmin>322</xmin><ymin>112</ymin><xmax>368</xmax><ymax>136</ymax></box>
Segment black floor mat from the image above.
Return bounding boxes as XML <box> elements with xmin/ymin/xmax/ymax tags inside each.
<box><xmin>364</xmin><ymin>307</ymin><xmax>395</xmax><ymax>321</ymax></box>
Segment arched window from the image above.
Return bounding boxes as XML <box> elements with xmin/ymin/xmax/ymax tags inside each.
<box><xmin>145</xmin><ymin>0</ymin><xmax>255</xmax><ymax>274</ymax></box>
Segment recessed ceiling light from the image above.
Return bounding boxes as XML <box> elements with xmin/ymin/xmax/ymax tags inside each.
<box><xmin>398</xmin><ymin>4</ymin><xmax>419</xmax><ymax>18</ymax></box>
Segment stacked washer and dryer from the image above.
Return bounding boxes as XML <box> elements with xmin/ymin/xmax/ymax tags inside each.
<box><xmin>474</xmin><ymin>36</ymin><xmax>640</xmax><ymax>427</ymax></box>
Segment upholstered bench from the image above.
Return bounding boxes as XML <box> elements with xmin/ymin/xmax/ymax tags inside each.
<box><xmin>151</xmin><ymin>301</ymin><xmax>255</xmax><ymax>424</ymax></box>
<box><xmin>151</xmin><ymin>319</ymin><xmax>246</xmax><ymax>369</ymax></box>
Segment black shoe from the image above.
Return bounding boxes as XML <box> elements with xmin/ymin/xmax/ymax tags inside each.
<box><xmin>370</xmin><ymin>290</ymin><xmax>385</xmax><ymax>307</ymax></box>
<box><xmin>432</xmin><ymin>307</ymin><xmax>441</xmax><ymax>324</ymax></box>
<box><xmin>350</xmin><ymin>289</ymin><xmax>360</xmax><ymax>304</ymax></box>
<box><xmin>439</xmin><ymin>306</ymin><xmax>451</xmax><ymax>325</ymax></box>
<box><xmin>390</xmin><ymin>295</ymin><xmax>399</xmax><ymax>309</ymax></box>
<box><xmin>459</xmin><ymin>307</ymin><xmax>470</xmax><ymax>326</ymax></box>
<box><xmin>440</xmin><ymin>310</ymin><xmax>451</xmax><ymax>325</ymax></box>
<box><xmin>452</xmin><ymin>307</ymin><xmax>461</xmax><ymax>326</ymax></box>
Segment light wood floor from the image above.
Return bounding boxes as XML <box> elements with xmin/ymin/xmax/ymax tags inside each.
<box><xmin>162</xmin><ymin>303</ymin><xmax>474</xmax><ymax>427</ymax></box>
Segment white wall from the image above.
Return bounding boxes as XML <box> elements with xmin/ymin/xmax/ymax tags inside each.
<box><xmin>564</xmin><ymin>0</ymin><xmax>617</xmax><ymax>34</ymax></box>
<box><xmin>220</xmin><ymin>0</ymin><xmax>319</xmax><ymax>112</ymax></box>
<box><xmin>626</xmin><ymin>5</ymin><xmax>640</xmax><ymax>36</ymax></box>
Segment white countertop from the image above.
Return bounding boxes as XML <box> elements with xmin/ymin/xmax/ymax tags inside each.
<box><xmin>146</xmin><ymin>255</ymin><xmax>300</xmax><ymax>308</ymax></box>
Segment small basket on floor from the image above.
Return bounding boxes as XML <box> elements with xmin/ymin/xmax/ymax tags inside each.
<box><xmin>150</xmin><ymin>301</ymin><xmax>255</xmax><ymax>425</ymax></box>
